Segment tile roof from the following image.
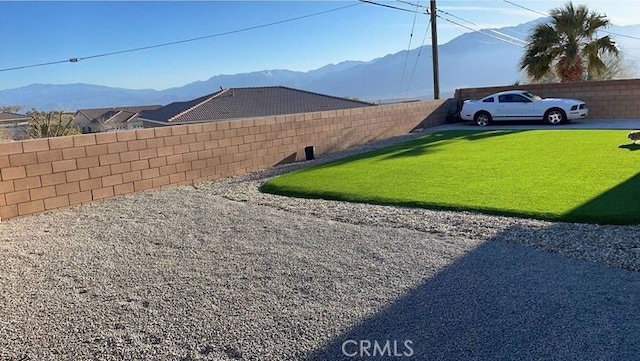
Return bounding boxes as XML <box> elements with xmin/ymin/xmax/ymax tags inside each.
<box><xmin>139</xmin><ymin>86</ymin><xmax>374</xmax><ymax>124</ymax></box>
<box><xmin>0</xmin><ymin>112</ymin><xmax>31</xmax><ymax>122</ymax></box>
<box><xmin>74</xmin><ymin>105</ymin><xmax>161</xmax><ymax>126</ymax></box>
<box><xmin>100</xmin><ymin>110</ymin><xmax>137</xmax><ymax>125</ymax></box>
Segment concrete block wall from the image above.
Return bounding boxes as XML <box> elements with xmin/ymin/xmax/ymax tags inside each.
<box><xmin>455</xmin><ymin>78</ymin><xmax>640</xmax><ymax>119</ymax></box>
<box><xmin>0</xmin><ymin>99</ymin><xmax>449</xmax><ymax>220</ymax></box>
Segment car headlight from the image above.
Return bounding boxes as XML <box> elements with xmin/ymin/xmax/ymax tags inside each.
<box><xmin>570</xmin><ymin>105</ymin><xmax>578</xmax><ymax>111</ymax></box>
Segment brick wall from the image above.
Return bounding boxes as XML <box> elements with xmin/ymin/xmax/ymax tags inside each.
<box><xmin>455</xmin><ymin>78</ymin><xmax>640</xmax><ymax>119</ymax></box>
<box><xmin>0</xmin><ymin>100</ymin><xmax>449</xmax><ymax>220</ymax></box>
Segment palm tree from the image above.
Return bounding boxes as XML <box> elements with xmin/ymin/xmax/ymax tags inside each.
<box><xmin>520</xmin><ymin>1</ymin><xmax>619</xmax><ymax>82</ymax></box>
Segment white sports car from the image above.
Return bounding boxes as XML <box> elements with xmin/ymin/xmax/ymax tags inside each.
<box><xmin>459</xmin><ymin>90</ymin><xmax>588</xmax><ymax>126</ymax></box>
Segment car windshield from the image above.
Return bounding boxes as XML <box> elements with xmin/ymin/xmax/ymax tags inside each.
<box><xmin>521</xmin><ymin>91</ymin><xmax>542</xmax><ymax>101</ymax></box>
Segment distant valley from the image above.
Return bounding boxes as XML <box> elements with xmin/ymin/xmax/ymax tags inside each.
<box><xmin>1</xmin><ymin>18</ymin><xmax>639</xmax><ymax>111</ymax></box>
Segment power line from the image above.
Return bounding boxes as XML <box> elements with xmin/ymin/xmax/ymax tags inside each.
<box><xmin>406</xmin><ymin>17</ymin><xmax>432</xmax><ymax>93</ymax></box>
<box><xmin>0</xmin><ymin>3</ymin><xmax>362</xmax><ymax>73</ymax></box>
<box><xmin>395</xmin><ymin>0</ymin><xmax>429</xmax><ymax>11</ymax></box>
<box><xmin>364</xmin><ymin>0</ymin><xmax>431</xmax><ymax>98</ymax></box>
<box><xmin>0</xmin><ymin>59</ymin><xmax>78</xmax><ymax>72</ymax></box>
<box><xmin>502</xmin><ymin>0</ymin><xmax>547</xmax><ymax>17</ymax></box>
<box><xmin>435</xmin><ymin>13</ymin><xmax>524</xmax><ymax>47</ymax></box>
<box><xmin>602</xmin><ymin>31</ymin><xmax>640</xmax><ymax>41</ymax></box>
<box><xmin>361</xmin><ymin>0</ymin><xmax>430</xmax><ymax>97</ymax></box>
<box><xmin>502</xmin><ymin>0</ymin><xmax>640</xmax><ymax>41</ymax></box>
<box><xmin>400</xmin><ymin>0</ymin><xmax>423</xmax><ymax>94</ymax></box>
<box><xmin>437</xmin><ymin>9</ymin><xmax>527</xmax><ymax>45</ymax></box>
<box><xmin>358</xmin><ymin>0</ymin><xmax>421</xmax><ymax>14</ymax></box>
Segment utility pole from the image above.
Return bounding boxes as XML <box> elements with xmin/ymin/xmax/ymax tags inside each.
<box><xmin>430</xmin><ymin>0</ymin><xmax>440</xmax><ymax>99</ymax></box>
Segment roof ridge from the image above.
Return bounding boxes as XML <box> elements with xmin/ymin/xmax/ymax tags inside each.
<box><xmin>77</xmin><ymin>104</ymin><xmax>161</xmax><ymax>111</ymax></box>
<box><xmin>122</xmin><ymin>110</ymin><xmax>139</xmax><ymax>123</ymax></box>
<box><xmin>105</xmin><ymin>110</ymin><xmax>139</xmax><ymax>124</ymax></box>
<box><xmin>0</xmin><ymin>112</ymin><xmax>29</xmax><ymax>117</ymax></box>
<box><xmin>103</xmin><ymin>110</ymin><xmax>123</xmax><ymax>124</ymax></box>
<box><xmin>277</xmin><ymin>86</ymin><xmax>375</xmax><ymax>106</ymax></box>
<box><xmin>216</xmin><ymin>86</ymin><xmax>373</xmax><ymax>106</ymax></box>
<box><xmin>168</xmin><ymin>89</ymin><xmax>228</xmax><ymax>122</ymax></box>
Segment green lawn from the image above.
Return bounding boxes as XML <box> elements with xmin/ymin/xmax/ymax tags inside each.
<box><xmin>260</xmin><ymin>130</ymin><xmax>640</xmax><ymax>225</ymax></box>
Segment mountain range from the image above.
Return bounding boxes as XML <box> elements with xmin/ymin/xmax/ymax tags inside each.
<box><xmin>2</xmin><ymin>18</ymin><xmax>639</xmax><ymax>111</ymax></box>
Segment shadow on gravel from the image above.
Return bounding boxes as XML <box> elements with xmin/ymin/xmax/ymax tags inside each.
<box><xmin>305</xmin><ymin>230</ymin><xmax>640</xmax><ymax>360</ymax></box>
<box><xmin>275</xmin><ymin>152</ymin><xmax>298</xmax><ymax>166</ymax></box>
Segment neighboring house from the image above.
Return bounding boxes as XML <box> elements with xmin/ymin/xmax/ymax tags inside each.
<box><xmin>74</xmin><ymin>105</ymin><xmax>162</xmax><ymax>133</ymax></box>
<box><xmin>139</xmin><ymin>86</ymin><xmax>374</xmax><ymax>127</ymax></box>
<box><xmin>0</xmin><ymin>112</ymin><xmax>32</xmax><ymax>140</ymax></box>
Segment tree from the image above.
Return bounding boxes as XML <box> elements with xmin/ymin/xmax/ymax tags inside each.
<box><xmin>520</xmin><ymin>1</ymin><xmax>619</xmax><ymax>82</ymax></box>
<box><xmin>586</xmin><ymin>51</ymin><xmax>638</xmax><ymax>81</ymax></box>
<box><xmin>0</xmin><ymin>105</ymin><xmax>24</xmax><ymax>113</ymax></box>
<box><xmin>26</xmin><ymin>110</ymin><xmax>80</xmax><ymax>138</ymax></box>
<box><xmin>519</xmin><ymin>51</ymin><xmax>637</xmax><ymax>84</ymax></box>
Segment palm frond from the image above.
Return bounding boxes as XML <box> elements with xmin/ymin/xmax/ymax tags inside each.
<box><xmin>521</xmin><ymin>1</ymin><xmax>620</xmax><ymax>83</ymax></box>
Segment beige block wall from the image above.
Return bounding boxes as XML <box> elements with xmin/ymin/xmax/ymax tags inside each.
<box><xmin>455</xmin><ymin>78</ymin><xmax>640</xmax><ymax>119</ymax></box>
<box><xmin>0</xmin><ymin>100</ymin><xmax>449</xmax><ymax>220</ymax></box>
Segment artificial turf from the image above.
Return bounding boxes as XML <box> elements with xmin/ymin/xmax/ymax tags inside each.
<box><xmin>260</xmin><ymin>129</ymin><xmax>640</xmax><ymax>225</ymax></box>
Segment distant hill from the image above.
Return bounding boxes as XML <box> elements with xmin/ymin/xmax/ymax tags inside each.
<box><xmin>0</xmin><ymin>84</ymin><xmax>162</xmax><ymax>111</ymax></box>
<box><xmin>2</xmin><ymin>19</ymin><xmax>639</xmax><ymax>111</ymax></box>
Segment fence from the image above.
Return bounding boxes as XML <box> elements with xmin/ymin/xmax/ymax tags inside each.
<box><xmin>455</xmin><ymin>78</ymin><xmax>640</xmax><ymax>119</ymax></box>
<box><xmin>0</xmin><ymin>99</ymin><xmax>450</xmax><ymax>220</ymax></box>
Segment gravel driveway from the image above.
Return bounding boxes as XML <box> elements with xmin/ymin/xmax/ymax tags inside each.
<box><xmin>2</xmin><ymin>127</ymin><xmax>640</xmax><ymax>360</ymax></box>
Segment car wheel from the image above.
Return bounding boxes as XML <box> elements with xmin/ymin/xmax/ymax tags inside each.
<box><xmin>474</xmin><ymin>112</ymin><xmax>492</xmax><ymax>126</ymax></box>
<box><xmin>544</xmin><ymin>108</ymin><xmax>566</xmax><ymax>125</ymax></box>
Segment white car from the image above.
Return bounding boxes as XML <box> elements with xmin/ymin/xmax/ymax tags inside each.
<box><xmin>459</xmin><ymin>90</ymin><xmax>588</xmax><ymax>126</ymax></box>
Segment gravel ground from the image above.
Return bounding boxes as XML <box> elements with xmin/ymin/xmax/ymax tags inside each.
<box><xmin>2</xmin><ymin>126</ymin><xmax>640</xmax><ymax>360</ymax></box>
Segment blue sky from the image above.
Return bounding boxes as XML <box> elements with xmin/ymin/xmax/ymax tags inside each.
<box><xmin>0</xmin><ymin>1</ymin><xmax>637</xmax><ymax>91</ymax></box>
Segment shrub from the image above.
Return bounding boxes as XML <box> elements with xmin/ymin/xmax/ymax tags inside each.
<box><xmin>26</xmin><ymin>110</ymin><xmax>79</xmax><ymax>138</ymax></box>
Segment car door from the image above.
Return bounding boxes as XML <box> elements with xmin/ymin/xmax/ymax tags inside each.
<box><xmin>497</xmin><ymin>94</ymin><xmax>535</xmax><ymax>120</ymax></box>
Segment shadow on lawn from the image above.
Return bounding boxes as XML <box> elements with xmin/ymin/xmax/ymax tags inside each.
<box><xmin>280</xmin><ymin>130</ymin><xmax>527</xmax><ymax>172</ymax></box>
<box><xmin>304</xmin><ymin>228</ymin><xmax>640</xmax><ymax>361</ymax></box>
<box><xmin>561</xmin><ymin>172</ymin><xmax>640</xmax><ymax>225</ymax></box>
<box><xmin>382</xmin><ymin>130</ymin><xmax>527</xmax><ymax>160</ymax></box>
<box><xmin>619</xmin><ymin>143</ymin><xmax>640</xmax><ymax>152</ymax></box>
<box><xmin>282</xmin><ymin>131</ymin><xmax>477</xmax><ymax>172</ymax></box>
<box><xmin>266</xmin><ymin>130</ymin><xmax>640</xmax><ymax>226</ymax></box>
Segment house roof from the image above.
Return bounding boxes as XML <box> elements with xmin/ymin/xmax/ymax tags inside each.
<box><xmin>139</xmin><ymin>86</ymin><xmax>374</xmax><ymax>124</ymax></box>
<box><xmin>0</xmin><ymin>112</ymin><xmax>31</xmax><ymax>122</ymax></box>
<box><xmin>74</xmin><ymin>105</ymin><xmax>162</xmax><ymax>127</ymax></box>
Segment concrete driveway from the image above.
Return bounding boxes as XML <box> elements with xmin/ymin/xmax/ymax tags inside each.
<box><xmin>434</xmin><ymin>118</ymin><xmax>640</xmax><ymax>131</ymax></box>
